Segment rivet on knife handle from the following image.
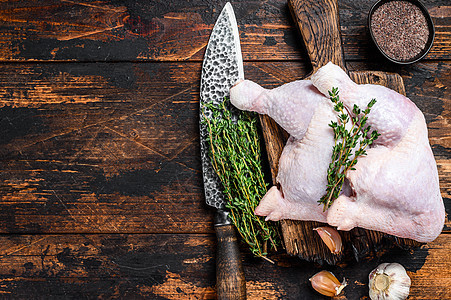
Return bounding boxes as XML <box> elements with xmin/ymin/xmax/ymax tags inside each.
<box><xmin>288</xmin><ymin>0</ymin><xmax>347</xmax><ymax>72</ymax></box>
<box><xmin>215</xmin><ymin>210</ymin><xmax>246</xmax><ymax>300</ymax></box>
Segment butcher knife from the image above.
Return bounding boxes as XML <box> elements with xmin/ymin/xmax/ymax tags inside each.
<box><xmin>199</xmin><ymin>2</ymin><xmax>246</xmax><ymax>299</ymax></box>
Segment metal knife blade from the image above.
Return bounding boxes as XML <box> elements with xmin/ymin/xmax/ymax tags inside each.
<box><xmin>200</xmin><ymin>2</ymin><xmax>244</xmax><ymax>210</ymax></box>
<box><xmin>199</xmin><ymin>3</ymin><xmax>246</xmax><ymax>299</ymax></box>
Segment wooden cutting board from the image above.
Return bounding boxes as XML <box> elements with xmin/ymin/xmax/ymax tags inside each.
<box><xmin>258</xmin><ymin>0</ymin><xmax>421</xmax><ymax>265</ymax></box>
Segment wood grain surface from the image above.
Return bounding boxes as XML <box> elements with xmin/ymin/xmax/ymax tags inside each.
<box><xmin>0</xmin><ymin>0</ymin><xmax>449</xmax><ymax>298</ymax></box>
<box><xmin>0</xmin><ymin>234</ymin><xmax>448</xmax><ymax>299</ymax></box>
<box><xmin>0</xmin><ymin>0</ymin><xmax>448</xmax><ymax>62</ymax></box>
<box><xmin>288</xmin><ymin>0</ymin><xmax>346</xmax><ymax>71</ymax></box>
<box><xmin>0</xmin><ymin>62</ymin><xmax>448</xmax><ymax>234</ymax></box>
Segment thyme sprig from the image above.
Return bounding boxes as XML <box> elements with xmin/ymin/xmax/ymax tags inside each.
<box><xmin>203</xmin><ymin>98</ymin><xmax>281</xmax><ymax>261</ymax></box>
<box><xmin>319</xmin><ymin>87</ymin><xmax>380</xmax><ymax>210</ymax></box>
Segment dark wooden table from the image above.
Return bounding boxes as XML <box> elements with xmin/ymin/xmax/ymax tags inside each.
<box><xmin>0</xmin><ymin>0</ymin><xmax>449</xmax><ymax>299</ymax></box>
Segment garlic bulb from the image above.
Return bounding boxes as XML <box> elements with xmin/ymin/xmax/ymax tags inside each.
<box><xmin>310</xmin><ymin>270</ymin><xmax>347</xmax><ymax>297</ymax></box>
<box><xmin>369</xmin><ymin>263</ymin><xmax>411</xmax><ymax>300</ymax></box>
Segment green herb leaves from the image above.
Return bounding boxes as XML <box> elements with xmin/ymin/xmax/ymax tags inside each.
<box><xmin>320</xmin><ymin>88</ymin><xmax>380</xmax><ymax>210</ymax></box>
<box><xmin>203</xmin><ymin>98</ymin><xmax>280</xmax><ymax>260</ymax></box>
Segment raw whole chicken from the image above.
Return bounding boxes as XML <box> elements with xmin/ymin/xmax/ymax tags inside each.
<box><xmin>229</xmin><ymin>62</ymin><xmax>445</xmax><ymax>243</ymax></box>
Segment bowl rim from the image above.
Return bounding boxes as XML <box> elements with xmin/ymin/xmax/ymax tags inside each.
<box><xmin>368</xmin><ymin>0</ymin><xmax>435</xmax><ymax>65</ymax></box>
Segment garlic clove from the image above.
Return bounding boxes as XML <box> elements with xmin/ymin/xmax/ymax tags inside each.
<box><xmin>369</xmin><ymin>262</ymin><xmax>411</xmax><ymax>300</ymax></box>
<box><xmin>314</xmin><ymin>226</ymin><xmax>343</xmax><ymax>254</ymax></box>
<box><xmin>310</xmin><ymin>270</ymin><xmax>347</xmax><ymax>297</ymax></box>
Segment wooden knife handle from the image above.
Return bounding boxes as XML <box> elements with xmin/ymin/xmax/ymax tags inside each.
<box><xmin>288</xmin><ymin>0</ymin><xmax>346</xmax><ymax>72</ymax></box>
<box><xmin>215</xmin><ymin>223</ymin><xmax>246</xmax><ymax>300</ymax></box>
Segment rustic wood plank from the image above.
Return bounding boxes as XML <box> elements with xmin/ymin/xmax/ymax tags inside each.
<box><xmin>0</xmin><ymin>1</ymin><xmax>448</xmax><ymax>298</ymax></box>
<box><xmin>0</xmin><ymin>61</ymin><xmax>448</xmax><ymax>234</ymax></box>
<box><xmin>0</xmin><ymin>62</ymin><xmax>210</xmax><ymax>233</ymax></box>
<box><xmin>0</xmin><ymin>233</ymin><xmax>448</xmax><ymax>299</ymax></box>
<box><xmin>0</xmin><ymin>0</ymin><xmax>448</xmax><ymax>62</ymax></box>
<box><xmin>288</xmin><ymin>0</ymin><xmax>346</xmax><ymax>72</ymax></box>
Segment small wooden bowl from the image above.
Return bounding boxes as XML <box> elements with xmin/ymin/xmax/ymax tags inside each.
<box><xmin>368</xmin><ymin>0</ymin><xmax>435</xmax><ymax>64</ymax></box>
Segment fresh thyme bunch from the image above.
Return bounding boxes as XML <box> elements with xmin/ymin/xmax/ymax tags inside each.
<box><xmin>203</xmin><ymin>98</ymin><xmax>281</xmax><ymax>261</ymax></box>
<box><xmin>320</xmin><ymin>87</ymin><xmax>380</xmax><ymax>210</ymax></box>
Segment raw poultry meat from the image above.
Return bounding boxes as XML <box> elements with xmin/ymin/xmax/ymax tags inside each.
<box><xmin>229</xmin><ymin>62</ymin><xmax>445</xmax><ymax>243</ymax></box>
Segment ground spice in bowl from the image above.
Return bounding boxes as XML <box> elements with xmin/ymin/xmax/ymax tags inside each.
<box><xmin>369</xmin><ymin>0</ymin><xmax>434</xmax><ymax>63</ymax></box>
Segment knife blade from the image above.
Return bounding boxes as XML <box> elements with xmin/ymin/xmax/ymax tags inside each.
<box><xmin>199</xmin><ymin>2</ymin><xmax>246</xmax><ymax>299</ymax></box>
